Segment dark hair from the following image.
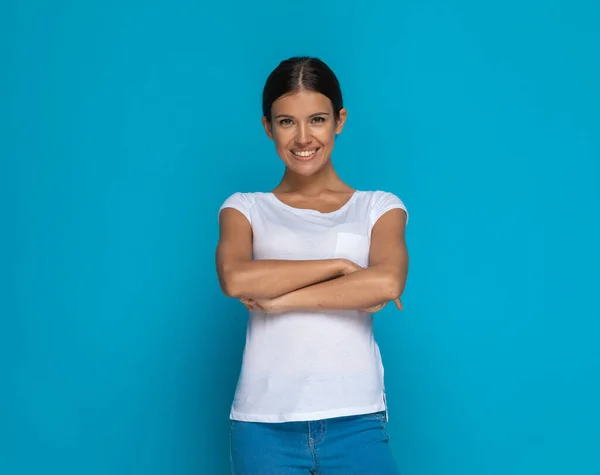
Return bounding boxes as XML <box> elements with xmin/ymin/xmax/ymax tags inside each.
<box><xmin>262</xmin><ymin>56</ymin><xmax>344</xmax><ymax>122</ymax></box>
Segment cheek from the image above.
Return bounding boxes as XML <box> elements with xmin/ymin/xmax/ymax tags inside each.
<box><xmin>272</xmin><ymin>128</ymin><xmax>293</xmax><ymax>147</ymax></box>
<box><xmin>274</xmin><ymin>137</ymin><xmax>291</xmax><ymax>153</ymax></box>
<box><xmin>316</xmin><ymin>127</ymin><xmax>336</xmax><ymax>146</ymax></box>
<box><xmin>271</xmin><ymin>124</ymin><xmax>336</xmax><ymax>150</ymax></box>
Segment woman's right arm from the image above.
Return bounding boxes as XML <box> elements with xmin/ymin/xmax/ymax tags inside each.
<box><xmin>216</xmin><ymin>208</ymin><xmax>354</xmax><ymax>299</ymax></box>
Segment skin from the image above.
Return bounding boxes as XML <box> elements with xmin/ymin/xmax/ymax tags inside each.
<box><xmin>216</xmin><ymin>89</ymin><xmax>408</xmax><ymax>313</ymax></box>
<box><xmin>263</xmin><ymin>89</ymin><xmax>349</xmax><ymax>199</ymax></box>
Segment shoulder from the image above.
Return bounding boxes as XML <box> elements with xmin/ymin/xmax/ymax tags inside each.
<box><xmin>218</xmin><ymin>192</ymin><xmax>270</xmax><ymax>224</ymax></box>
<box><xmin>356</xmin><ymin>190</ymin><xmax>409</xmax><ymax>226</ymax></box>
<box><xmin>218</xmin><ymin>192</ymin><xmax>255</xmax><ymax>223</ymax></box>
<box><xmin>357</xmin><ymin>190</ymin><xmax>407</xmax><ymax>210</ymax></box>
<box><xmin>220</xmin><ymin>192</ymin><xmax>257</xmax><ymax>208</ymax></box>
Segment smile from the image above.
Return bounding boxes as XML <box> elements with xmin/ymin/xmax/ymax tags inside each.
<box><xmin>292</xmin><ymin>148</ymin><xmax>319</xmax><ymax>159</ymax></box>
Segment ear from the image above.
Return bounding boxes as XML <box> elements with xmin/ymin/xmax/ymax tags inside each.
<box><xmin>334</xmin><ymin>108</ymin><xmax>348</xmax><ymax>135</ymax></box>
<box><xmin>262</xmin><ymin>116</ymin><xmax>274</xmax><ymax>140</ymax></box>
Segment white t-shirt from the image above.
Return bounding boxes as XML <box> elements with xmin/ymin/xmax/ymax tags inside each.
<box><xmin>218</xmin><ymin>190</ymin><xmax>408</xmax><ymax>423</ymax></box>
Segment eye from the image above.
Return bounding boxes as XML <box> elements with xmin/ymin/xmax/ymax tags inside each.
<box><xmin>311</xmin><ymin>116</ymin><xmax>326</xmax><ymax>124</ymax></box>
<box><xmin>279</xmin><ymin>118</ymin><xmax>293</xmax><ymax>126</ymax></box>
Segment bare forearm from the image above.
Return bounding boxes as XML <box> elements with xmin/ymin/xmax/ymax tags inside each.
<box><xmin>273</xmin><ymin>266</ymin><xmax>407</xmax><ymax>312</ymax></box>
<box><xmin>219</xmin><ymin>258</ymin><xmax>348</xmax><ymax>299</ymax></box>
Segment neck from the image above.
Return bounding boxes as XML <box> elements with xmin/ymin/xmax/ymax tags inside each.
<box><xmin>275</xmin><ymin>160</ymin><xmax>347</xmax><ymax>196</ymax></box>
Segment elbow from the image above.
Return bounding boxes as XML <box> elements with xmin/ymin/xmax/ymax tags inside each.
<box><xmin>382</xmin><ymin>272</ymin><xmax>405</xmax><ymax>301</ymax></box>
<box><xmin>221</xmin><ymin>280</ymin><xmax>241</xmax><ymax>299</ymax></box>
<box><xmin>218</xmin><ymin>267</ymin><xmax>244</xmax><ymax>298</ymax></box>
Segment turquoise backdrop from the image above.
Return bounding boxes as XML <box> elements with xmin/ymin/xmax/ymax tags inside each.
<box><xmin>3</xmin><ymin>0</ymin><xmax>599</xmax><ymax>474</ymax></box>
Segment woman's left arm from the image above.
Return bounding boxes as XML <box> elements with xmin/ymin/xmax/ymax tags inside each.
<box><xmin>257</xmin><ymin>208</ymin><xmax>408</xmax><ymax>312</ymax></box>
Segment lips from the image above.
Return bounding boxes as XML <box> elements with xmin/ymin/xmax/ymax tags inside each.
<box><xmin>292</xmin><ymin>147</ymin><xmax>319</xmax><ymax>160</ymax></box>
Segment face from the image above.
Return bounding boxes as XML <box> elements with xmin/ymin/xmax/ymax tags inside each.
<box><xmin>262</xmin><ymin>90</ymin><xmax>347</xmax><ymax>176</ymax></box>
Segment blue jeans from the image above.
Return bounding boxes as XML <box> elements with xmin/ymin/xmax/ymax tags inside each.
<box><xmin>229</xmin><ymin>411</ymin><xmax>399</xmax><ymax>474</ymax></box>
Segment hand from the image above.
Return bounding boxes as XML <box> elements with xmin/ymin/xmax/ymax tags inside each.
<box><xmin>362</xmin><ymin>301</ymin><xmax>388</xmax><ymax>313</ymax></box>
<box><xmin>239</xmin><ymin>297</ymin><xmax>283</xmax><ymax>313</ymax></box>
<box><xmin>340</xmin><ymin>259</ymin><xmax>363</xmax><ymax>276</ymax></box>
<box><xmin>361</xmin><ymin>298</ymin><xmax>403</xmax><ymax>313</ymax></box>
<box><xmin>240</xmin><ymin>298</ymin><xmax>257</xmax><ymax>312</ymax></box>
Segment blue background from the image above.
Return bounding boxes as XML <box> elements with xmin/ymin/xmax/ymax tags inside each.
<box><xmin>2</xmin><ymin>0</ymin><xmax>599</xmax><ymax>474</ymax></box>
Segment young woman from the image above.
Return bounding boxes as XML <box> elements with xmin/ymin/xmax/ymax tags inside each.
<box><xmin>216</xmin><ymin>57</ymin><xmax>409</xmax><ymax>474</ymax></box>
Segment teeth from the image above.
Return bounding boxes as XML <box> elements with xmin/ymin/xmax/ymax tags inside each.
<box><xmin>294</xmin><ymin>149</ymin><xmax>317</xmax><ymax>157</ymax></box>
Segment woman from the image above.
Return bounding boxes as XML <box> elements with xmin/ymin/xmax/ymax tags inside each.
<box><xmin>216</xmin><ymin>57</ymin><xmax>409</xmax><ymax>474</ymax></box>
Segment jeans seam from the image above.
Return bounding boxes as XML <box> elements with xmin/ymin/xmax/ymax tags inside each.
<box><xmin>308</xmin><ymin>422</ymin><xmax>323</xmax><ymax>474</ymax></box>
<box><xmin>311</xmin><ymin>443</ymin><xmax>321</xmax><ymax>474</ymax></box>
<box><xmin>378</xmin><ymin>413</ymin><xmax>390</xmax><ymax>439</ymax></box>
<box><xmin>313</xmin><ymin>420</ymin><xmax>327</xmax><ymax>445</ymax></box>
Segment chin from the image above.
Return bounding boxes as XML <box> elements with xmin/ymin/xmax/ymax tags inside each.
<box><xmin>290</xmin><ymin>167</ymin><xmax>320</xmax><ymax>177</ymax></box>
<box><xmin>287</xmin><ymin>159</ymin><xmax>329</xmax><ymax>177</ymax></box>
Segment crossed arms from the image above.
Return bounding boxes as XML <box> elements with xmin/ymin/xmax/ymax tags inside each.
<box><xmin>216</xmin><ymin>208</ymin><xmax>408</xmax><ymax>313</ymax></box>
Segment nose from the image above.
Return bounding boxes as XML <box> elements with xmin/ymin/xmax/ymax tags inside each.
<box><xmin>295</xmin><ymin>123</ymin><xmax>311</xmax><ymax>145</ymax></box>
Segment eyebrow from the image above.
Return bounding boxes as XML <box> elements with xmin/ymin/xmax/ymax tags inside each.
<box><xmin>273</xmin><ymin>112</ymin><xmax>331</xmax><ymax>119</ymax></box>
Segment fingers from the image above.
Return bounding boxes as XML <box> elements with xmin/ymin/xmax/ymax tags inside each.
<box><xmin>362</xmin><ymin>299</ymin><xmax>404</xmax><ymax>313</ymax></box>
<box><xmin>240</xmin><ymin>298</ymin><xmax>256</xmax><ymax>312</ymax></box>
<box><xmin>362</xmin><ymin>302</ymin><xmax>387</xmax><ymax>313</ymax></box>
<box><xmin>240</xmin><ymin>298</ymin><xmax>268</xmax><ymax>312</ymax></box>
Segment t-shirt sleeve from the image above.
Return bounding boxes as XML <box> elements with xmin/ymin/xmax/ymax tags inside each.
<box><xmin>369</xmin><ymin>191</ymin><xmax>409</xmax><ymax>229</ymax></box>
<box><xmin>218</xmin><ymin>192</ymin><xmax>253</xmax><ymax>225</ymax></box>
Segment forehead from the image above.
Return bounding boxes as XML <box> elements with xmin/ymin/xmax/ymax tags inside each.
<box><xmin>271</xmin><ymin>90</ymin><xmax>333</xmax><ymax>116</ymax></box>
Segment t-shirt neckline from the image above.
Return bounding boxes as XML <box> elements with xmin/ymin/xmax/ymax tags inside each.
<box><xmin>267</xmin><ymin>190</ymin><xmax>360</xmax><ymax>216</ymax></box>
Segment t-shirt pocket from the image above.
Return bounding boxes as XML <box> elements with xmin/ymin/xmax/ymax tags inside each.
<box><xmin>334</xmin><ymin>232</ymin><xmax>370</xmax><ymax>266</ymax></box>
